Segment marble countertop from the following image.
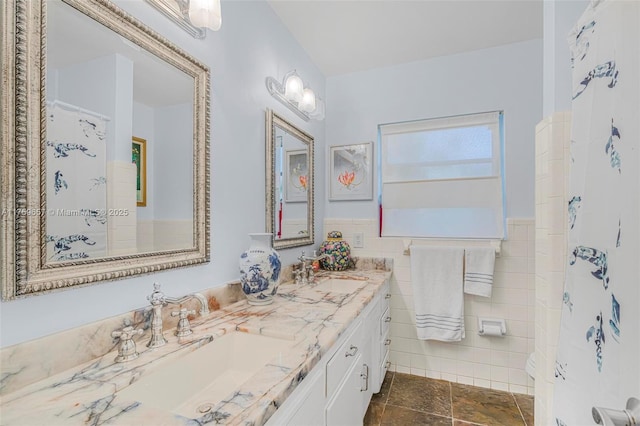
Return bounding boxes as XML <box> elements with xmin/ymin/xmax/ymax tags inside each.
<box><xmin>0</xmin><ymin>269</ymin><xmax>391</xmax><ymax>426</ymax></box>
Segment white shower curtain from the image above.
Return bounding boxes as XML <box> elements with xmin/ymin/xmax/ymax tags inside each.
<box><xmin>46</xmin><ymin>103</ymin><xmax>108</xmax><ymax>261</ymax></box>
<box><xmin>553</xmin><ymin>0</ymin><xmax>639</xmax><ymax>424</ymax></box>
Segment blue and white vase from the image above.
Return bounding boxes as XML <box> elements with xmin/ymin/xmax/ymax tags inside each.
<box><xmin>239</xmin><ymin>233</ymin><xmax>281</xmax><ymax>305</ymax></box>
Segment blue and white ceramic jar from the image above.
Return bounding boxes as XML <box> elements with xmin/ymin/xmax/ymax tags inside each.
<box><xmin>239</xmin><ymin>233</ymin><xmax>281</xmax><ymax>305</ymax></box>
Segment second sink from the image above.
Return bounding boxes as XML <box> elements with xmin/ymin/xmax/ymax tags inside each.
<box><xmin>312</xmin><ymin>278</ymin><xmax>368</xmax><ymax>294</ymax></box>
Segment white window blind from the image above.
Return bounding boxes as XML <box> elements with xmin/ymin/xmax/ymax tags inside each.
<box><xmin>380</xmin><ymin>111</ymin><xmax>505</xmax><ymax>239</ymax></box>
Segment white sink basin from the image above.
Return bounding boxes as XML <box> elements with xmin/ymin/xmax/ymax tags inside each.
<box><xmin>116</xmin><ymin>332</ymin><xmax>295</xmax><ymax>418</ymax></box>
<box><xmin>312</xmin><ymin>278</ymin><xmax>367</xmax><ymax>294</ymax></box>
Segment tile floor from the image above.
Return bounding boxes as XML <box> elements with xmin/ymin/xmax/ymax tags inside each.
<box><xmin>365</xmin><ymin>372</ymin><xmax>534</xmax><ymax>426</ymax></box>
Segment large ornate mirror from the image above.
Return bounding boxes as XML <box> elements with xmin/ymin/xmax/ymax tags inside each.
<box><xmin>0</xmin><ymin>0</ymin><xmax>210</xmax><ymax>300</ymax></box>
<box><xmin>265</xmin><ymin>110</ymin><xmax>314</xmax><ymax>249</ymax></box>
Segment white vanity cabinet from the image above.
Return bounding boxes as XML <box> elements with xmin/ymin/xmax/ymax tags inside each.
<box><xmin>325</xmin><ymin>320</ymin><xmax>368</xmax><ymax>425</ymax></box>
<box><xmin>374</xmin><ymin>281</ymin><xmax>392</xmax><ymax>393</ymax></box>
<box><xmin>280</xmin><ymin>367</ymin><xmax>325</xmax><ymax>426</ymax></box>
<box><xmin>266</xmin><ymin>279</ymin><xmax>390</xmax><ymax>426</ymax></box>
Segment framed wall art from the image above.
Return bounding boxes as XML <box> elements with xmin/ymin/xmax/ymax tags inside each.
<box><xmin>329</xmin><ymin>142</ymin><xmax>373</xmax><ymax>201</ymax></box>
<box><xmin>285</xmin><ymin>149</ymin><xmax>308</xmax><ymax>203</ymax></box>
<box><xmin>132</xmin><ymin>136</ymin><xmax>147</xmax><ymax>207</ymax></box>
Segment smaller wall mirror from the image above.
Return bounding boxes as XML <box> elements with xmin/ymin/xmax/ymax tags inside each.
<box><xmin>265</xmin><ymin>110</ymin><xmax>314</xmax><ymax>249</ymax></box>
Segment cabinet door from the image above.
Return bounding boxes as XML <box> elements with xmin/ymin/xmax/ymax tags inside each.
<box><xmin>287</xmin><ymin>369</ymin><xmax>325</xmax><ymax>426</ymax></box>
<box><xmin>359</xmin><ymin>334</ymin><xmax>374</xmax><ymax>415</ymax></box>
<box><xmin>265</xmin><ymin>367</ymin><xmax>324</xmax><ymax>426</ymax></box>
<box><xmin>325</xmin><ymin>354</ymin><xmax>365</xmax><ymax>426</ymax></box>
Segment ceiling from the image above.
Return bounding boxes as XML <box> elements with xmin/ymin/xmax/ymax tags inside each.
<box><xmin>48</xmin><ymin>0</ymin><xmax>193</xmax><ymax>108</ymax></box>
<box><xmin>267</xmin><ymin>0</ymin><xmax>543</xmax><ymax>77</ymax></box>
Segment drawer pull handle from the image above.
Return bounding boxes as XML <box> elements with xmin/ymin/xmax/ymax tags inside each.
<box><xmin>384</xmin><ymin>316</ymin><xmax>392</xmax><ymax>323</ymax></box>
<box><xmin>385</xmin><ymin>293</ymin><xmax>391</xmax><ymax>299</ymax></box>
<box><xmin>360</xmin><ymin>363</ymin><xmax>369</xmax><ymax>392</ymax></box>
<box><xmin>345</xmin><ymin>345</ymin><xmax>358</xmax><ymax>357</ymax></box>
<box><xmin>386</xmin><ymin>361</ymin><xmax>391</xmax><ymax>369</ymax></box>
<box><xmin>384</xmin><ymin>339</ymin><xmax>391</xmax><ymax>346</ymax></box>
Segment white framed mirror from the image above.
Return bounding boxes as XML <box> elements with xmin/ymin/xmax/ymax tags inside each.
<box><xmin>0</xmin><ymin>0</ymin><xmax>210</xmax><ymax>299</ymax></box>
<box><xmin>265</xmin><ymin>110</ymin><xmax>314</xmax><ymax>249</ymax></box>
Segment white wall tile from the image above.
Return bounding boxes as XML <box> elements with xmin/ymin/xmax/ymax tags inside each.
<box><xmin>410</xmin><ymin>368</ymin><xmax>426</xmax><ymax>377</ymax></box>
<box><xmin>456</xmin><ymin>360</ymin><xmax>476</xmax><ymax>377</ymax></box>
<box><xmin>474</xmin><ymin>378</ymin><xmax>491</xmax><ymax>388</ymax></box>
<box><xmin>534</xmin><ymin>112</ymin><xmax>571</xmax><ymax>426</ymax></box>
<box><xmin>509</xmin><ymin>368</ymin><xmax>529</xmax><ymax>386</ymax></box>
<box><xmin>491</xmin><ymin>381</ymin><xmax>510</xmax><ymax>392</ymax></box>
<box><xmin>326</xmin><ymin>217</ymin><xmax>535</xmax><ymax>392</ymax></box>
<box><xmin>425</xmin><ymin>370</ymin><xmax>442</xmax><ymax>380</ymax></box>
<box><xmin>396</xmin><ymin>365</ymin><xmax>411</xmax><ymax>374</ymax></box>
<box><xmin>457</xmin><ymin>376</ymin><xmax>475</xmax><ymax>386</ymax></box>
<box><xmin>441</xmin><ymin>373</ymin><xmax>457</xmax><ymax>383</ymax></box>
<box><xmin>491</xmin><ymin>365</ymin><xmax>510</xmax><ymax>382</ymax></box>
<box><xmin>510</xmin><ymin>384</ymin><xmax>529</xmax><ymax>395</ymax></box>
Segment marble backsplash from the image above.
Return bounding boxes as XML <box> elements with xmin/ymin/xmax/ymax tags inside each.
<box><xmin>281</xmin><ymin>256</ymin><xmax>394</xmax><ymax>280</ymax></box>
<box><xmin>0</xmin><ymin>257</ymin><xmax>392</xmax><ymax>397</ymax></box>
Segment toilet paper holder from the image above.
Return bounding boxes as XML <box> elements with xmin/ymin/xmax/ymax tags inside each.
<box><xmin>478</xmin><ymin>318</ymin><xmax>507</xmax><ymax>336</ymax></box>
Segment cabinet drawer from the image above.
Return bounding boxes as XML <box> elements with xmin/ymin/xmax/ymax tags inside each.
<box><xmin>379</xmin><ymin>305</ymin><xmax>391</xmax><ymax>337</ymax></box>
<box><xmin>326</xmin><ymin>319</ymin><xmax>363</xmax><ymax>397</ymax></box>
<box><xmin>381</xmin><ymin>350</ymin><xmax>390</xmax><ymax>377</ymax></box>
<box><xmin>380</xmin><ymin>329</ymin><xmax>391</xmax><ymax>362</ymax></box>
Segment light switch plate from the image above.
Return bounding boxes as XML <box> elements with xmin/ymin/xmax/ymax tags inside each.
<box><xmin>353</xmin><ymin>232</ymin><xmax>364</xmax><ymax>248</ymax></box>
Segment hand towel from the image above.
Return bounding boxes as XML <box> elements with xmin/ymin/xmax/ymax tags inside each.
<box><xmin>463</xmin><ymin>247</ymin><xmax>496</xmax><ymax>297</ymax></box>
<box><xmin>409</xmin><ymin>246</ymin><xmax>465</xmax><ymax>342</ymax></box>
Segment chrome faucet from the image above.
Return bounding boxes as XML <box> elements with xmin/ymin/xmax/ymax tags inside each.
<box><xmin>295</xmin><ymin>251</ymin><xmax>332</xmax><ymax>284</ymax></box>
<box><xmin>146</xmin><ymin>282</ymin><xmax>210</xmax><ymax>348</ymax></box>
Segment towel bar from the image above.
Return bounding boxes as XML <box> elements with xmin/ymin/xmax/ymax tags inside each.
<box><xmin>402</xmin><ymin>239</ymin><xmax>501</xmax><ymax>256</ymax></box>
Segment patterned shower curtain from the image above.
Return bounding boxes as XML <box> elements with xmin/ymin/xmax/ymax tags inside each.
<box><xmin>553</xmin><ymin>0</ymin><xmax>639</xmax><ymax>425</ymax></box>
<box><xmin>46</xmin><ymin>103</ymin><xmax>108</xmax><ymax>261</ymax></box>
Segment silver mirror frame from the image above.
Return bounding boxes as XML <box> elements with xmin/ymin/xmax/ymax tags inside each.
<box><xmin>0</xmin><ymin>0</ymin><xmax>210</xmax><ymax>300</ymax></box>
<box><xmin>265</xmin><ymin>109</ymin><xmax>314</xmax><ymax>250</ymax></box>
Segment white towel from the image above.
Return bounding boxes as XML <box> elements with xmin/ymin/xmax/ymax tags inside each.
<box><xmin>409</xmin><ymin>246</ymin><xmax>465</xmax><ymax>342</ymax></box>
<box><xmin>463</xmin><ymin>247</ymin><xmax>496</xmax><ymax>297</ymax></box>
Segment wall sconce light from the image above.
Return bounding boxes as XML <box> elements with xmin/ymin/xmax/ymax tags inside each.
<box><xmin>266</xmin><ymin>70</ymin><xmax>325</xmax><ymax>122</ymax></box>
<box><xmin>145</xmin><ymin>0</ymin><xmax>222</xmax><ymax>39</ymax></box>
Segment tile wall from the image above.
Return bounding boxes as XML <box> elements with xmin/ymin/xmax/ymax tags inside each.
<box><xmin>138</xmin><ymin>220</ymin><xmax>194</xmax><ymax>252</ymax></box>
<box><xmin>323</xmin><ymin>218</ymin><xmax>536</xmax><ymax>395</ymax></box>
<box><xmin>534</xmin><ymin>111</ymin><xmax>571</xmax><ymax>424</ymax></box>
<box><xmin>107</xmin><ymin>161</ymin><xmax>137</xmax><ymax>255</ymax></box>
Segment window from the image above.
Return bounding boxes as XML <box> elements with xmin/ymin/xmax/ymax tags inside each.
<box><xmin>379</xmin><ymin>111</ymin><xmax>505</xmax><ymax>239</ymax></box>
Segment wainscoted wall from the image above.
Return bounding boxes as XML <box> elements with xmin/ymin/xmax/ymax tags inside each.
<box><xmin>323</xmin><ymin>218</ymin><xmax>535</xmax><ymax>395</ymax></box>
<box><xmin>534</xmin><ymin>112</ymin><xmax>570</xmax><ymax>424</ymax></box>
<box><xmin>137</xmin><ymin>220</ymin><xmax>194</xmax><ymax>252</ymax></box>
<box><xmin>281</xmin><ymin>219</ymin><xmax>308</xmax><ymax>240</ymax></box>
<box><xmin>106</xmin><ymin>161</ymin><xmax>137</xmax><ymax>256</ymax></box>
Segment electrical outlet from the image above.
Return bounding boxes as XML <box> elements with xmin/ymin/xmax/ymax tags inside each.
<box><xmin>353</xmin><ymin>232</ymin><xmax>364</xmax><ymax>248</ymax></box>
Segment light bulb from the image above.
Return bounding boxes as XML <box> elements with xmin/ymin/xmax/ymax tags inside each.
<box><xmin>299</xmin><ymin>88</ymin><xmax>316</xmax><ymax>113</ymax></box>
<box><xmin>189</xmin><ymin>0</ymin><xmax>222</xmax><ymax>31</ymax></box>
<box><xmin>284</xmin><ymin>73</ymin><xmax>303</xmax><ymax>103</ymax></box>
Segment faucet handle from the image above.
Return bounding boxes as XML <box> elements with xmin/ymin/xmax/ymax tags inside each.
<box><xmin>111</xmin><ymin>326</ymin><xmax>144</xmax><ymax>363</ymax></box>
<box><xmin>148</xmin><ymin>282</ymin><xmax>166</xmax><ymax>306</ymax></box>
<box><xmin>171</xmin><ymin>308</ymin><xmax>196</xmax><ymax>337</ymax></box>
<box><xmin>171</xmin><ymin>308</ymin><xmax>196</xmax><ymax>318</ymax></box>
